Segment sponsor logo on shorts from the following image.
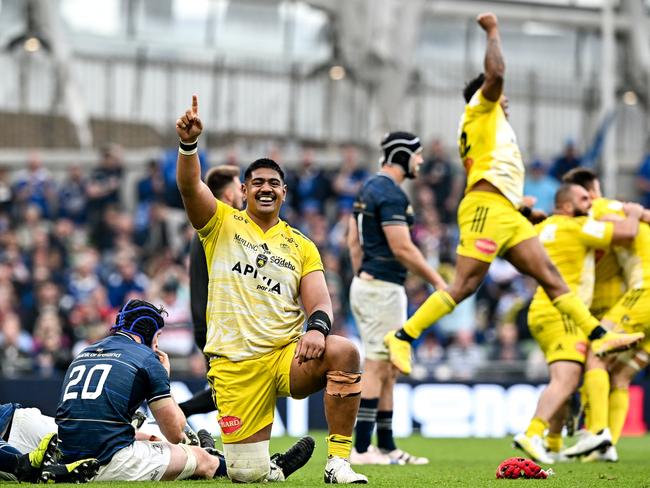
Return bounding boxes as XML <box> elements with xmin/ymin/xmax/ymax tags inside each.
<box><xmin>219</xmin><ymin>415</ymin><xmax>242</xmax><ymax>434</ymax></box>
<box><xmin>474</xmin><ymin>238</ymin><xmax>497</xmax><ymax>255</ymax></box>
<box><xmin>575</xmin><ymin>342</ymin><xmax>587</xmax><ymax>355</ymax></box>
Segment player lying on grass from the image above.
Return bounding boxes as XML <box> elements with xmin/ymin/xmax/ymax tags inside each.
<box><xmin>0</xmin><ymin>433</ymin><xmax>99</xmax><ymax>483</ymax></box>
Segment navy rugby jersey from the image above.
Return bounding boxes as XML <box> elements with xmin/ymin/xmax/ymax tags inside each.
<box><xmin>55</xmin><ymin>333</ymin><xmax>170</xmax><ymax>464</ymax></box>
<box><xmin>353</xmin><ymin>173</ymin><xmax>414</xmax><ymax>285</ymax></box>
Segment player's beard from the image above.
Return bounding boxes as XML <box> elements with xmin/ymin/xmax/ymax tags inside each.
<box><xmin>573</xmin><ymin>207</ymin><xmax>588</xmax><ymax>217</ymax></box>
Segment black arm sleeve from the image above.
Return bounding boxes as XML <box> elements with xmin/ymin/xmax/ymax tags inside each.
<box><xmin>189</xmin><ymin>233</ymin><xmax>209</xmax><ymax>352</ymax></box>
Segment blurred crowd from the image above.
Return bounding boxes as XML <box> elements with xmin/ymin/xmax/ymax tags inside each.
<box><xmin>0</xmin><ymin>139</ymin><xmax>647</xmax><ymax>382</ymax></box>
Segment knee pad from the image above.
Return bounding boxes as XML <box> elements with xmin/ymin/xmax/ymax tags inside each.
<box><xmin>223</xmin><ymin>440</ymin><xmax>270</xmax><ymax>483</ymax></box>
<box><xmin>326</xmin><ymin>371</ymin><xmax>362</xmax><ymax>397</ymax></box>
<box><xmin>176</xmin><ymin>443</ymin><xmax>198</xmax><ymax>480</ymax></box>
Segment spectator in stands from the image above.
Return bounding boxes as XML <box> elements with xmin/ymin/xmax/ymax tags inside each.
<box><xmin>333</xmin><ymin>145</ymin><xmax>368</xmax><ymax>213</ymax></box>
<box><xmin>288</xmin><ymin>148</ymin><xmax>332</xmax><ymax>215</ymax></box>
<box><xmin>67</xmin><ymin>249</ymin><xmax>101</xmax><ymax>305</ymax></box>
<box><xmin>445</xmin><ymin>329</ymin><xmax>486</xmax><ymax>381</ymax></box>
<box><xmin>549</xmin><ymin>139</ymin><xmax>581</xmax><ymax>181</ymax></box>
<box><xmin>418</xmin><ymin>138</ymin><xmax>461</xmax><ymax>224</ymax></box>
<box><xmin>488</xmin><ymin>322</ymin><xmax>525</xmax><ymax>362</ymax></box>
<box><xmin>0</xmin><ymin>167</ymin><xmax>13</xmax><ymax>217</ymax></box>
<box><xmin>106</xmin><ymin>255</ymin><xmax>148</xmax><ymax>308</ymax></box>
<box><xmin>524</xmin><ymin>160</ymin><xmax>558</xmax><ymax>215</ymax></box>
<box><xmin>86</xmin><ymin>144</ymin><xmax>125</xmax><ymax>238</ymax></box>
<box><xmin>150</xmin><ymin>274</ymin><xmax>193</xmax><ymax>357</ymax></box>
<box><xmin>0</xmin><ymin>313</ymin><xmax>33</xmax><ymax>377</ymax></box>
<box><xmin>137</xmin><ymin>159</ymin><xmax>166</xmax><ymax>204</ymax></box>
<box><xmin>12</xmin><ymin>152</ymin><xmax>58</xmax><ymax>220</ymax></box>
<box><xmin>31</xmin><ymin>310</ymin><xmax>71</xmax><ymax>376</ymax></box>
<box><xmin>22</xmin><ymin>280</ymin><xmax>67</xmax><ymax>337</ymax></box>
<box><xmin>635</xmin><ymin>138</ymin><xmax>650</xmax><ymax>208</ymax></box>
<box><xmin>58</xmin><ymin>165</ymin><xmax>89</xmax><ymax>225</ymax></box>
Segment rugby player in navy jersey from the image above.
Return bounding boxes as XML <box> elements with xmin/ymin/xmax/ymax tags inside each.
<box><xmin>55</xmin><ymin>299</ymin><xmax>228</xmax><ymax>481</ymax></box>
<box><xmin>348</xmin><ymin>132</ymin><xmax>445</xmax><ymax>465</ymax></box>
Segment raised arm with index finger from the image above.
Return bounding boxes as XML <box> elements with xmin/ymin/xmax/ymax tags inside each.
<box><xmin>175</xmin><ymin>95</ymin><xmax>216</xmax><ymax>230</ymax></box>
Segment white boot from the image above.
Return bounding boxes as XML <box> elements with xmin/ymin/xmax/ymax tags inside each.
<box><xmin>324</xmin><ymin>456</ymin><xmax>368</xmax><ymax>484</ymax></box>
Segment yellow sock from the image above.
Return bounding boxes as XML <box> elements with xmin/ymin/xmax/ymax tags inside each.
<box><xmin>545</xmin><ymin>432</ymin><xmax>563</xmax><ymax>453</ymax></box>
<box><xmin>326</xmin><ymin>434</ymin><xmax>353</xmax><ymax>459</ymax></box>
<box><xmin>552</xmin><ymin>292</ymin><xmax>600</xmax><ymax>336</ymax></box>
<box><xmin>403</xmin><ymin>290</ymin><xmax>456</xmax><ymax>339</ymax></box>
<box><xmin>583</xmin><ymin>368</ymin><xmax>610</xmax><ymax>433</ymax></box>
<box><xmin>609</xmin><ymin>387</ymin><xmax>629</xmax><ymax>445</ymax></box>
<box><xmin>525</xmin><ymin>417</ymin><xmax>549</xmax><ymax>438</ymax></box>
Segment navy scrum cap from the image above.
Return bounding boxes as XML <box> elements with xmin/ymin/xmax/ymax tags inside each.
<box><xmin>111</xmin><ymin>299</ymin><xmax>166</xmax><ymax>347</ymax></box>
<box><xmin>380</xmin><ymin>131</ymin><xmax>422</xmax><ymax>179</ymax></box>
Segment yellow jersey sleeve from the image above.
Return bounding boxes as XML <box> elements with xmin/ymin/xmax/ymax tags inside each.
<box><xmin>197</xmin><ymin>198</ymin><xmax>230</xmax><ymax>240</ymax></box>
<box><xmin>576</xmin><ymin>219</ymin><xmax>614</xmax><ymax>250</ymax></box>
<box><xmin>298</xmin><ymin>233</ymin><xmax>324</xmax><ymax>277</ymax></box>
<box><xmin>591</xmin><ymin>197</ymin><xmax>650</xmax><ymax>287</ymax></box>
<box><xmin>591</xmin><ymin>197</ymin><xmax>625</xmax><ymax>219</ymax></box>
<box><xmin>458</xmin><ymin>89</ymin><xmax>525</xmax><ymax>208</ymax></box>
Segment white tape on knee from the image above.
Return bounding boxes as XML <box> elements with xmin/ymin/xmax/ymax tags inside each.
<box><xmin>176</xmin><ymin>443</ymin><xmax>198</xmax><ymax>480</ymax></box>
<box><xmin>223</xmin><ymin>440</ymin><xmax>270</xmax><ymax>483</ymax></box>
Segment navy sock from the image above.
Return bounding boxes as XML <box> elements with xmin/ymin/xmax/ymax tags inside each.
<box><xmin>214</xmin><ymin>454</ymin><xmax>228</xmax><ymax>478</ymax></box>
<box><xmin>376</xmin><ymin>411</ymin><xmax>397</xmax><ymax>451</ymax></box>
<box><xmin>354</xmin><ymin>398</ymin><xmax>378</xmax><ymax>453</ymax></box>
<box><xmin>179</xmin><ymin>389</ymin><xmax>216</xmax><ymax>417</ymax></box>
<box><xmin>0</xmin><ymin>440</ymin><xmax>21</xmax><ymax>474</ymax></box>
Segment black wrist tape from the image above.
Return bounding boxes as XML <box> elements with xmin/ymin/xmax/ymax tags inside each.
<box><xmin>306</xmin><ymin>310</ymin><xmax>331</xmax><ymax>336</ymax></box>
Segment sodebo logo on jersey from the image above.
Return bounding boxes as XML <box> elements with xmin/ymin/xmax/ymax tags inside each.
<box><xmin>270</xmin><ymin>255</ymin><xmax>295</xmax><ymax>271</ymax></box>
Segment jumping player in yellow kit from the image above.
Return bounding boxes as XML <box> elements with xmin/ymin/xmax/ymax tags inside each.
<box><xmin>384</xmin><ymin>11</ymin><xmax>643</xmax><ymax>412</ymax></box>
<box><xmin>175</xmin><ymin>96</ymin><xmax>368</xmax><ymax>484</ymax></box>
<box><xmin>514</xmin><ymin>184</ymin><xmax>641</xmax><ymax>463</ymax></box>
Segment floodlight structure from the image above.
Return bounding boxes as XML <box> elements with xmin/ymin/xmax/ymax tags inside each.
<box><xmin>5</xmin><ymin>0</ymin><xmax>51</xmax><ymax>54</ymax></box>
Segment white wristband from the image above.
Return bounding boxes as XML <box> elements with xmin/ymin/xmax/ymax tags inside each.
<box><xmin>178</xmin><ymin>147</ymin><xmax>198</xmax><ymax>156</ymax></box>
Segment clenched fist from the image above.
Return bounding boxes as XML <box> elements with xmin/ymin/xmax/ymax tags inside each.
<box><xmin>477</xmin><ymin>12</ymin><xmax>498</xmax><ymax>32</ymax></box>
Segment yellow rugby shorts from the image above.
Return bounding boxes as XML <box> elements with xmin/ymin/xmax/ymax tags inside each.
<box><xmin>528</xmin><ymin>301</ymin><xmax>588</xmax><ymax>364</ymax></box>
<box><xmin>456</xmin><ymin>191</ymin><xmax>537</xmax><ymax>263</ymax></box>
<box><xmin>207</xmin><ymin>340</ymin><xmax>297</xmax><ymax>443</ymax></box>
<box><xmin>603</xmin><ymin>288</ymin><xmax>650</xmax><ymax>354</ymax></box>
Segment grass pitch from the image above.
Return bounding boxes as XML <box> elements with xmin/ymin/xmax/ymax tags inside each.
<box><xmin>11</xmin><ymin>434</ymin><xmax>650</xmax><ymax>487</ymax></box>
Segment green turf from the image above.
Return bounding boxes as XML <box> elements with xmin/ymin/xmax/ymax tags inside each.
<box><xmin>7</xmin><ymin>434</ymin><xmax>650</xmax><ymax>486</ymax></box>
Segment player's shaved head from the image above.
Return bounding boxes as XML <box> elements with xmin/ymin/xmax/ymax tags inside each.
<box><xmin>555</xmin><ymin>183</ymin><xmax>590</xmax><ymax>217</ymax></box>
<box><xmin>554</xmin><ymin>184</ymin><xmax>577</xmax><ymax>208</ymax></box>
